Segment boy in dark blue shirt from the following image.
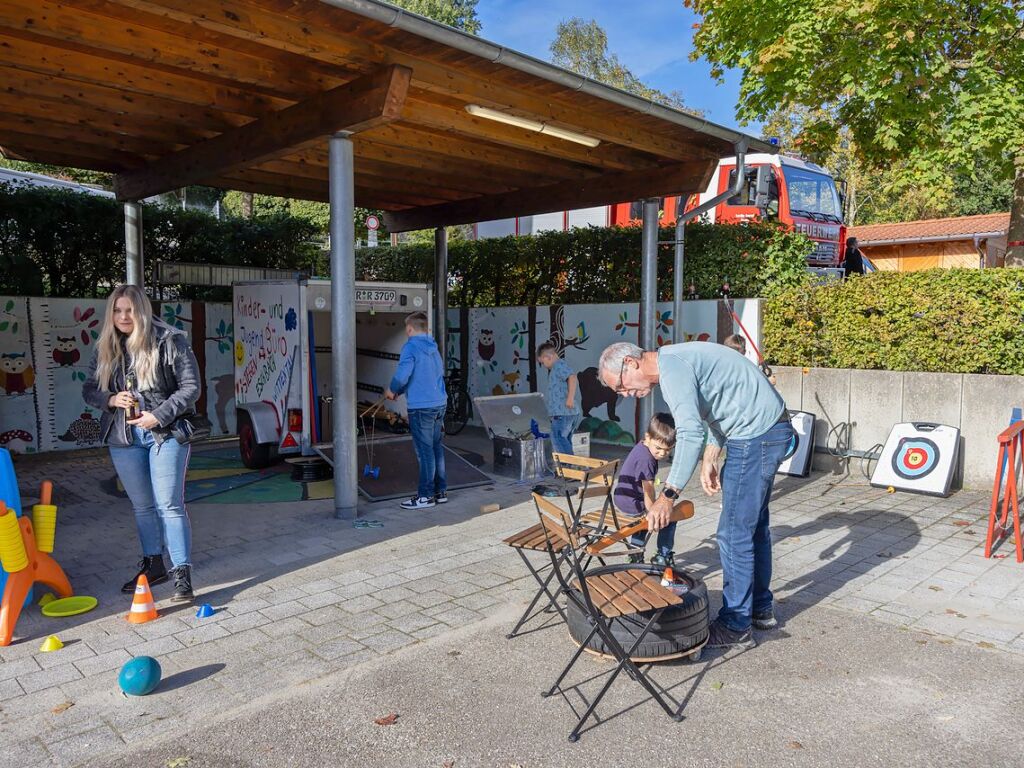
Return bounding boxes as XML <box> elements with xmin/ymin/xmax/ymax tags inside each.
<box><xmin>613</xmin><ymin>412</ymin><xmax>677</xmax><ymax>566</ymax></box>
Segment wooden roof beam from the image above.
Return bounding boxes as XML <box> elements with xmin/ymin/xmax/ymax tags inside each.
<box><xmin>113</xmin><ymin>64</ymin><xmax>411</xmax><ymax>201</ymax></box>
<box><xmin>384</xmin><ymin>160</ymin><xmax>716</xmax><ymax>233</ymax></box>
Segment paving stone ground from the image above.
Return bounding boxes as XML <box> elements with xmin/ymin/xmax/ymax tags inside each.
<box><xmin>2</xmin><ymin>434</ymin><xmax>1022</xmax><ymax>766</ymax></box>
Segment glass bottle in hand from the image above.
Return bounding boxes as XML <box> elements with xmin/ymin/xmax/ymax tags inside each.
<box><xmin>125</xmin><ymin>372</ymin><xmax>141</xmax><ymax>420</ymax></box>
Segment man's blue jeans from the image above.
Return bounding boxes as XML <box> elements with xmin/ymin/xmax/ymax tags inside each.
<box><xmin>408</xmin><ymin>406</ymin><xmax>447</xmax><ymax>499</ymax></box>
<box><xmin>717</xmin><ymin>420</ymin><xmax>794</xmax><ymax>631</ymax></box>
<box><xmin>109</xmin><ymin>426</ymin><xmax>192</xmax><ymax>568</ymax></box>
<box><xmin>550</xmin><ymin>414</ymin><xmax>581</xmax><ymax>455</ymax></box>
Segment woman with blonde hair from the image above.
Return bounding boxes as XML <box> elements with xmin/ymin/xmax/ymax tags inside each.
<box><xmin>83</xmin><ymin>284</ymin><xmax>201</xmax><ymax>601</ymax></box>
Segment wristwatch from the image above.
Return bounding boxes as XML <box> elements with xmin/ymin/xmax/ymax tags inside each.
<box><xmin>662</xmin><ymin>485</ymin><xmax>680</xmax><ymax>501</ymax></box>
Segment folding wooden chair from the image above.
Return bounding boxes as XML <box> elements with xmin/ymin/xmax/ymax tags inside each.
<box><xmin>505</xmin><ymin>452</ymin><xmax>679</xmax><ymax>640</ymax></box>
<box><xmin>550</xmin><ymin>452</ymin><xmax>626</xmax><ymax>537</ymax></box>
<box><xmin>502</xmin><ymin>518</ymin><xmax>570</xmax><ymax>638</ymax></box>
<box><xmin>533</xmin><ymin>492</ymin><xmax>687</xmax><ymax>742</ymax></box>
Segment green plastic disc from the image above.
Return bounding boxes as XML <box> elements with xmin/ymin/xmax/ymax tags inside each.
<box><xmin>41</xmin><ymin>596</ymin><xmax>98</xmax><ymax>618</ymax></box>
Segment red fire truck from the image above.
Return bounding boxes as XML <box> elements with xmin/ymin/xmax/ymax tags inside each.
<box><xmin>610</xmin><ymin>153</ymin><xmax>847</xmax><ymax>266</ymax></box>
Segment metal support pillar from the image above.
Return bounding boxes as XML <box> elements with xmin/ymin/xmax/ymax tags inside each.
<box><xmin>433</xmin><ymin>226</ymin><xmax>448</xmax><ymax>362</ymax></box>
<box><xmin>124</xmin><ymin>202</ymin><xmax>144</xmax><ymax>288</ymax></box>
<box><xmin>329</xmin><ymin>132</ymin><xmax>358</xmax><ymax>520</ymax></box>
<box><xmin>672</xmin><ymin>197</ymin><xmax>685</xmax><ymax>343</ymax></box>
<box><xmin>638</xmin><ymin>198</ymin><xmax>659</xmax><ymax>431</ymax></box>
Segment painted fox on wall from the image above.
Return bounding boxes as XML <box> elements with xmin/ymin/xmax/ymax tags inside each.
<box><xmin>491</xmin><ymin>370</ymin><xmax>521</xmax><ymax>395</ymax></box>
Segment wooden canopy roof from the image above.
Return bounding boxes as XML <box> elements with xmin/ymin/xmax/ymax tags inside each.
<box><xmin>0</xmin><ymin>0</ymin><xmax>773</xmax><ymax>231</ymax></box>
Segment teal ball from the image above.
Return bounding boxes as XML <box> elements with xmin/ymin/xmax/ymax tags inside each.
<box><xmin>118</xmin><ymin>656</ymin><xmax>162</xmax><ymax>696</ymax></box>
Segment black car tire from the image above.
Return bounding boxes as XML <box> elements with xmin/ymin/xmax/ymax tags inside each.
<box><xmin>566</xmin><ymin>563</ymin><xmax>709</xmax><ymax>662</ymax></box>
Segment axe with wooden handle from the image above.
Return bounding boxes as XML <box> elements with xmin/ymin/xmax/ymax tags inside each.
<box><xmin>586</xmin><ymin>500</ymin><xmax>694</xmax><ymax>554</ymax></box>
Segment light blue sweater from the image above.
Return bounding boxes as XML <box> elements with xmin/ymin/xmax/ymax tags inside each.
<box><xmin>658</xmin><ymin>342</ymin><xmax>785</xmax><ymax>489</ymax></box>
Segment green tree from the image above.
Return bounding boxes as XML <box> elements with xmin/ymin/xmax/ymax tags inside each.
<box><xmin>388</xmin><ymin>0</ymin><xmax>480</xmax><ymax>34</ymax></box>
<box><xmin>950</xmin><ymin>154</ymin><xmax>1014</xmax><ymax>217</ymax></box>
<box><xmin>689</xmin><ymin>0</ymin><xmax>1024</xmax><ymax>263</ymax></box>
<box><xmin>551</xmin><ymin>18</ymin><xmax>696</xmax><ymax>113</ymax></box>
<box><xmin>764</xmin><ymin>105</ymin><xmax>1014</xmax><ymax>225</ymax></box>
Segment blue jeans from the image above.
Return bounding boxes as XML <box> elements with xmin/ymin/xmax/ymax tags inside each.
<box><xmin>408</xmin><ymin>406</ymin><xmax>447</xmax><ymax>499</ymax></box>
<box><xmin>716</xmin><ymin>420</ymin><xmax>794</xmax><ymax>631</ymax></box>
<box><xmin>109</xmin><ymin>426</ymin><xmax>192</xmax><ymax>568</ymax></box>
<box><xmin>550</xmin><ymin>414</ymin><xmax>580</xmax><ymax>455</ymax></box>
<box><xmin>629</xmin><ymin>520</ymin><xmax>677</xmax><ymax>558</ymax></box>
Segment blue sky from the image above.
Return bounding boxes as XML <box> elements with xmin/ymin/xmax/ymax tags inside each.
<box><xmin>475</xmin><ymin>0</ymin><xmax>760</xmax><ymax>134</ymax></box>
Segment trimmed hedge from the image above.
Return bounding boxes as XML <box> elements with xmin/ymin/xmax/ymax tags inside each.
<box><xmin>1</xmin><ymin>177</ymin><xmax>811</xmax><ymax>304</ymax></box>
<box><xmin>763</xmin><ymin>269</ymin><xmax>1024</xmax><ymax>375</ymax></box>
<box><xmin>356</xmin><ymin>220</ymin><xmax>811</xmax><ymax>305</ymax></box>
<box><xmin>0</xmin><ymin>183</ymin><xmax>319</xmax><ymax>299</ymax></box>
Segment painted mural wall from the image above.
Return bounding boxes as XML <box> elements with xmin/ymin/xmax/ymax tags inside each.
<box><xmin>447</xmin><ymin>299</ymin><xmax>762</xmax><ymax>445</ymax></box>
<box><xmin>3</xmin><ymin>294</ymin><xmax>759</xmax><ymax>454</ymax></box>
<box><xmin>0</xmin><ymin>297</ymin><xmax>235</xmax><ymax>454</ymax></box>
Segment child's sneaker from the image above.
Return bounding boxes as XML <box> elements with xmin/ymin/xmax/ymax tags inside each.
<box><xmin>650</xmin><ymin>551</ymin><xmax>675</xmax><ymax>568</ymax></box>
<box><xmin>434</xmin><ymin>491</ymin><xmax>448</xmax><ymax>504</ymax></box>
<box><xmin>400</xmin><ymin>496</ymin><xmax>436</xmax><ymax>510</ymax></box>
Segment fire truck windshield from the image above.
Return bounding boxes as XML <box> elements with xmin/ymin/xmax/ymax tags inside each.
<box><xmin>782</xmin><ymin>166</ymin><xmax>843</xmax><ymax>223</ymax></box>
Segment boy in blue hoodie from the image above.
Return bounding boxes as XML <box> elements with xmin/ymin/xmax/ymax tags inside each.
<box><xmin>385</xmin><ymin>312</ymin><xmax>448</xmax><ymax>509</ymax></box>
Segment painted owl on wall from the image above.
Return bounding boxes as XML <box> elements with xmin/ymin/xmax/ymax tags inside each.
<box><xmin>52</xmin><ymin>336</ymin><xmax>81</xmax><ymax>367</ymax></box>
<box><xmin>477</xmin><ymin>329</ymin><xmax>495</xmax><ymax>361</ymax></box>
<box><xmin>0</xmin><ymin>353</ymin><xmax>35</xmax><ymax>395</ymax></box>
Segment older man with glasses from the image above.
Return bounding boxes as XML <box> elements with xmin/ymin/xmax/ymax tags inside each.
<box><xmin>598</xmin><ymin>340</ymin><xmax>794</xmax><ymax>649</ymax></box>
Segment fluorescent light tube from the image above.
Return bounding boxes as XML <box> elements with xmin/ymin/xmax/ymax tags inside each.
<box><xmin>465</xmin><ymin>104</ymin><xmax>600</xmax><ymax>148</ymax></box>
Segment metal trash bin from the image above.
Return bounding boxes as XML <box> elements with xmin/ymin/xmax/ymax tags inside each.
<box><xmin>473</xmin><ymin>393</ymin><xmax>554</xmax><ymax>482</ymax></box>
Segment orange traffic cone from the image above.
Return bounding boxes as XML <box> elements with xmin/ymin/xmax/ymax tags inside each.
<box><xmin>660</xmin><ymin>567</ymin><xmax>675</xmax><ymax>587</ymax></box>
<box><xmin>126</xmin><ymin>574</ymin><xmax>159</xmax><ymax>624</ymax></box>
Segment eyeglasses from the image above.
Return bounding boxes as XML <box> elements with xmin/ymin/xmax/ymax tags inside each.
<box><xmin>613</xmin><ymin>357</ymin><xmax>630</xmax><ymax>394</ymax></box>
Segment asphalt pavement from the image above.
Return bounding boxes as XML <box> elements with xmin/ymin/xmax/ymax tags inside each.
<box><xmin>96</xmin><ymin>599</ymin><xmax>1024</xmax><ymax>768</ymax></box>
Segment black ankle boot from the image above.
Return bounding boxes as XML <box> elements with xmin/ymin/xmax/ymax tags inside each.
<box><xmin>121</xmin><ymin>555</ymin><xmax>169</xmax><ymax>593</ymax></box>
<box><xmin>171</xmin><ymin>565</ymin><xmax>194</xmax><ymax>602</ymax></box>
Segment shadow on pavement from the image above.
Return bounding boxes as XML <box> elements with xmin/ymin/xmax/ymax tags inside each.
<box><xmin>158</xmin><ymin>663</ymin><xmax>226</xmax><ymax>694</ymax></box>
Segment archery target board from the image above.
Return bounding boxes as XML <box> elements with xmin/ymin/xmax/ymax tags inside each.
<box><xmin>777</xmin><ymin>411</ymin><xmax>815</xmax><ymax>477</ymax></box>
<box><xmin>870</xmin><ymin>422</ymin><xmax>960</xmax><ymax>497</ymax></box>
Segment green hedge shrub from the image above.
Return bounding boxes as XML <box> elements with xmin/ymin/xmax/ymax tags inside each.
<box><xmin>356</xmin><ymin>220</ymin><xmax>811</xmax><ymax>306</ymax></box>
<box><xmin>763</xmin><ymin>269</ymin><xmax>1024</xmax><ymax>375</ymax></box>
<box><xmin>0</xmin><ymin>183</ymin><xmax>319</xmax><ymax>299</ymax></box>
<box><xmin>0</xmin><ymin>179</ymin><xmax>811</xmax><ymax>304</ymax></box>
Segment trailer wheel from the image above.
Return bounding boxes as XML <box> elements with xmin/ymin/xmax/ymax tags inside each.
<box><xmin>238</xmin><ymin>411</ymin><xmax>272</xmax><ymax>469</ymax></box>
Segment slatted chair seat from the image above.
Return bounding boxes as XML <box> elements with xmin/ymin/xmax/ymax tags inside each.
<box><xmin>504</xmin><ymin>521</ymin><xmax>568</xmax><ymax>553</ymax></box>
<box><xmin>572</xmin><ymin>570</ymin><xmax>683</xmax><ymax>618</ymax></box>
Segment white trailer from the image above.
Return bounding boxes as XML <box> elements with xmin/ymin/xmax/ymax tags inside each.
<box><xmin>233</xmin><ymin>279</ymin><xmax>432</xmax><ymax>469</ymax></box>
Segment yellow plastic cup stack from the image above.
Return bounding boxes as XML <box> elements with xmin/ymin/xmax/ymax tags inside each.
<box><xmin>32</xmin><ymin>481</ymin><xmax>57</xmax><ymax>554</ymax></box>
<box><xmin>32</xmin><ymin>505</ymin><xmax>57</xmax><ymax>554</ymax></box>
<box><xmin>0</xmin><ymin>503</ymin><xmax>28</xmax><ymax>574</ymax></box>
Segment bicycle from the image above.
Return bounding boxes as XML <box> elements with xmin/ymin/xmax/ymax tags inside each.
<box><xmin>443</xmin><ymin>367</ymin><xmax>471</xmax><ymax>436</ymax></box>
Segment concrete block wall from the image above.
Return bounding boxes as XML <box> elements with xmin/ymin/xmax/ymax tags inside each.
<box><xmin>775</xmin><ymin>366</ymin><xmax>1024</xmax><ymax>489</ymax></box>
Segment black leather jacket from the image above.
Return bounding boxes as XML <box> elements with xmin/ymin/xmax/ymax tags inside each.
<box><xmin>82</xmin><ymin>322</ymin><xmax>201</xmax><ymax>447</ymax></box>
